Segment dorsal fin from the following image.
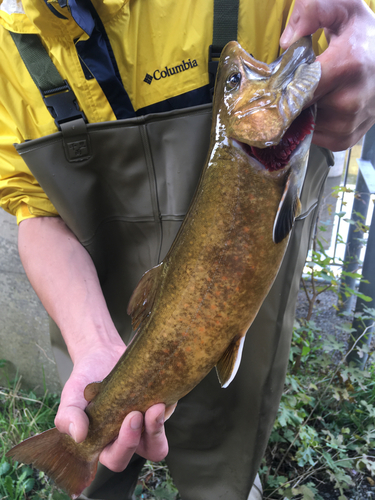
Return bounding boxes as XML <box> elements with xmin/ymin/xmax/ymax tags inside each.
<box><xmin>127</xmin><ymin>263</ymin><xmax>164</xmax><ymax>330</ymax></box>
<box><xmin>273</xmin><ymin>172</ymin><xmax>301</xmax><ymax>244</ymax></box>
<box><xmin>216</xmin><ymin>336</ymin><xmax>246</xmax><ymax>388</ymax></box>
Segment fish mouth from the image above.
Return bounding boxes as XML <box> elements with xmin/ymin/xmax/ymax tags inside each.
<box><xmin>234</xmin><ymin>107</ymin><xmax>315</xmax><ymax>172</ymax></box>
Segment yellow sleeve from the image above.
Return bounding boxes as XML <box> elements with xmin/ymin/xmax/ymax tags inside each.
<box><xmin>0</xmin><ymin>101</ymin><xmax>58</xmax><ymax>224</ymax></box>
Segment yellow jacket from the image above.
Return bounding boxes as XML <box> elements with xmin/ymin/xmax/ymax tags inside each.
<box><xmin>0</xmin><ymin>0</ymin><xmax>369</xmax><ymax>223</ymax></box>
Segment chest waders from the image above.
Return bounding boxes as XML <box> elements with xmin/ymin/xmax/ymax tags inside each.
<box><xmin>11</xmin><ymin>13</ymin><xmax>333</xmax><ymax>500</ymax></box>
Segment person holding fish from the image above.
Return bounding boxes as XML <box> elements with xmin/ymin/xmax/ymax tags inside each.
<box><xmin>1</xmin><ymin>0</ymin><xmax>375</xmax><ymax>499</ymax></box>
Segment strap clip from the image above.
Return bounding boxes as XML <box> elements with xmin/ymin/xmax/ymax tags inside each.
<box><xmin>42</xmin><ymin>81</ymin><xmax>87</xmax><ymax>130</ymax></box>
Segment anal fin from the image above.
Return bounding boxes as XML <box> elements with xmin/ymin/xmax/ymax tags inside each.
<box><xmin>216</xmin><ymin>336</ymin><xmax>246</xmax><ymax>388</ymax></box>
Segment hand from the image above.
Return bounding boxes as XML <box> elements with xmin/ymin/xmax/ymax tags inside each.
<box><xmin>54</xmin><ymin>344</ymin><xmax>169</xmax><ymax>472</ymax></box>
<box><xmin>280</xmin><ymin>0</ymin><xmax>375</xmax><ymax>151</ymax></box>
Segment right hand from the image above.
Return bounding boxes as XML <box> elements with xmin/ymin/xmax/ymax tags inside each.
<box><xmin>54</xmin><ymin>343</ymin><xmax>170</xmax><ymax>472</ymax></box>
<box><xmin>280</xmin><ymin>0</ymin><xmax>375</xmax><ymax>151</ymax></box>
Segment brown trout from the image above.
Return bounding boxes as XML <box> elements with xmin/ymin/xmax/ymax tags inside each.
<box><xmin>7</xmin><ymin>37</ymin><xmax>320</xmax><ymax>498</ymax></box>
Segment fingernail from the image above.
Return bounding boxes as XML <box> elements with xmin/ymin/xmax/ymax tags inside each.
<box><xmin>69</xmin><ymin>423</ymin><xmax>77</xmax><ymax>442</ymax></box>
<box><xmin>280</xmin><ymin>25</ymin><xmax>294</xmax><ymax>46</ymax></box>
<box><xmin>130</xmin><ymin>413</ymin><xmax>143</xmax><ymax>430</ymax></box>
<box><xmin>156</xmin><ymin>411</ymin><xmax>165</xmax><ymax>425</ymax></box>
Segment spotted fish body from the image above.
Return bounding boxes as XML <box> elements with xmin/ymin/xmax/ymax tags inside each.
<box><xmin>7</xmin><ymin>37</ymin><xmax>321</xmax><ymax>498</ymax></box>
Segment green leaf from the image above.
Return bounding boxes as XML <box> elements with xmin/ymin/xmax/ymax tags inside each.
<box><xmin>23</xmin><ymin>477</ymin><xmax>35</xmax><ymax>493</ymax></box>
<box><xmin>292</xmin><ymin>484</ymin><xmax>316</xmax><ymax>500</ymax></box>
<box><xmin>52</xmin><ymin>491</ymin><xmax>72</xmax><ymax>500</ymax></box>
<box><xmin>134</xmin><ymin>484</ymin><xmax>143</xmax><ymax>496</ymax></box>
<box><xmin>0</xmin><ymin>461</ymin><xmax>11</xmax><ymax>476</ymax></box>
<box><xmin>18</xmin><ymin>465</ymin><xmax>33</xmax><ymax>482</ymax></box>
<box><xmin>302</xmin><ymin>345</ymin><xmax>311</xmax><ymax>356</ymax></box>
<box><xmin>355</xmin><ymin>292</ymin><xmax>372</xmax><ymax>302</ymax></box>
<box><xmin>154</xmin><ymin>486</ymin><xmax>177</xmax><ymax>500</ymax></box>
<box><xmin>4</xmin><ymin>475</ymin><xmax>14</xmax><ymax>498</ymax></box>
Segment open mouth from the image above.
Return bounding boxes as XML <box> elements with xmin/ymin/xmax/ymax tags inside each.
<box><xmin>238</xmin><ymin>107</ymin><xmax>315</xmax><ymax>172</ymax></box>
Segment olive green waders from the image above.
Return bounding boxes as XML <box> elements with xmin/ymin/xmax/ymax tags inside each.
<box><xmin>15</xmin><ymin>100</ymin><xmax>333</xmax><ymax>499</ymax></box>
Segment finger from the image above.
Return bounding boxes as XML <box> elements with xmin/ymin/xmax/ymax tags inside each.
<box><xmin>99</xmin><ymin>411</ymin><xmax>144</xmax><ymax>472</ymax></box>
<box><xmin>280</xmin><ymin>0</ymin><xmax>351</xmax><ymax>48</ymax></box>
<box><xmin>55</xmin><ymin>375</ymin><xmax>91</xmax><ymax>443</ymax></box>
<box><xmin>311</xmin><ymin>38</ymin><xmax>359</xmax><ymax>105</ymax></box>
<box><xmin>280</xmin><ymin>1</ymin><xmax>321</xmax><ymax>48</ymax></box>
<box><xmin>136</xmin><ymin>403</ymin><xmax>169</xmax><ymax>462</ymax></box>
<box><xmin>312</xmin><ymin>84</ymin><xmax>375</xmax><ymax>150</ymax></box>
<box><xmin>54</xmin><ymin>405</ymin><xmax>90</xmax><ymax>443</ymax></box>
<box><xmin>313</xmin><ymin>116</ymin><xmax>374</xmax><ymax>151</ymax></box>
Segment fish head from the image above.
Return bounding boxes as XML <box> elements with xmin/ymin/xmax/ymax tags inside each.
<box><xmin>213</xmin><ymin>36</ymin><xmax>320</xmax><ymax>149</ymax></box>
<box><xmin>212</xmin><ymin>37</ymin><xmax>321</xmax><ymax>243</ymax></box>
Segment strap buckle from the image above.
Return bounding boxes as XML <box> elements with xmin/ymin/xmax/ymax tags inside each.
<box><xmin>42</xmin><ymin>81</ymin><xmax>87</xmax><ymax>130</ymax></box>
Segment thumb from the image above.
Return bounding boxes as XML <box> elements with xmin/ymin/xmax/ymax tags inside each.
<box><xmin>280</xmin><ymin>1</ymin><xmax>322</xmax><ymax>48</ymax></box>
<box><xmin>55</xmin><ymin>405</ymin><xmax>90</xmax><ymax>443</ymax></box>
<box><xmin>280</xmin><ymin>0</ymin><xmax>348</xmax><ymax>48</ymax></box>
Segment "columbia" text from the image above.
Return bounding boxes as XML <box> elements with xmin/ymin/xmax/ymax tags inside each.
<box><xmin>144</xmin><ymin>59</ymin><xmax>198</xmax><ymax>85</ymax></box>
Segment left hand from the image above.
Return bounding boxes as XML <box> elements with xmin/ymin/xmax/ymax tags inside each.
<box><xmin>280</xmin><ymin>0</ymin><xmax>375</xmax><ymax>151</ymax></box>
<box><xmin>55</xmin><ymin>344</ymin><xmax>170</xmax><ymax>473</ymax></box>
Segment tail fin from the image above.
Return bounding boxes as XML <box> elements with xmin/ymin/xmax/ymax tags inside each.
<box><xmin>6</xmin><ymin>428</ymin><xmax>99</xmax><ymax>499</ymax></box>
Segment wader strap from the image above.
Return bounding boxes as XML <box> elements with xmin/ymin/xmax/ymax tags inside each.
<box><xmin>208</xmin><ymin>0</ymin><xmax>240</xmax><ymax>95</ymax></box>
<box><xmin>9</xmin><ymin>32</ymin><xmax>86</xmax><ymax>129</ymax></box>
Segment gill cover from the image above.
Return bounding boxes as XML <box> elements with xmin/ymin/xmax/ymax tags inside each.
<box><xmin>214</xmin><ymin>37</ymin><xmax>321</xmax><ymax>243</ymax></box>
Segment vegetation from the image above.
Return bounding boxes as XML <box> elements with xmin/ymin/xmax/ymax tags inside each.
<box><xmin>0</xmin><ymin>364</ymin><xmax>69</xmax><ymax>499</ymax></box>
<box><xmin>260</xmin><ymin>307</ymin><xmax>375</xmax><ymax>499</ymax></box>
<box><xmin>1</xmin><ymin>190</ymin><xmax>374</xmax><ymax>500</ymax></box>
<box><xmin>260</xmin><ymin>208</ymin><xmax>375</xmax><ymax>499</ymax></box>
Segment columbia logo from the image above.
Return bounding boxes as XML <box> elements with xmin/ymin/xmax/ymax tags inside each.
<box><xmin>144</xmin><ymin>73</ymin><xmax>153</xmax><ymax>85</ymax></box>
<box><xmin>144</xmin><ymin>58</ymin><xmax>198</xmax><ymax>85</ymax></box>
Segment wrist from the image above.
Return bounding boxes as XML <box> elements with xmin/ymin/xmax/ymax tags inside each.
<box><xmin>59</xmin><ymin>310</ymin><xmax>125</xmax><ymax>364</ymax></box>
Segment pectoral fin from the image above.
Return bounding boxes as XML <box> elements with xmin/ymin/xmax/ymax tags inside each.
<box><xmin>273</xmin><ymin>171</ymin><xmax>301</xmax><ymax>244</ymax></box>
<box><xmin>216</xmin><ymin>336</ymin><xmax>246</xmax><ymax>388</ymax></box>
<box><xmin>127</xmin><ymin>263</ymin><xmax>164</xmax><ymax>330</ymax></box>
<box><xmin>273</xmin><ymin>105</ymin><xmax>315</xmax><ymax>244</ymax></box>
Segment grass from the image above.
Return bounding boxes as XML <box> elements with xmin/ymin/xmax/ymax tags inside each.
<box><xmin>0</xmin><ymin>360</ymin><xmax>69</xmax><ymax>499</ymax></box>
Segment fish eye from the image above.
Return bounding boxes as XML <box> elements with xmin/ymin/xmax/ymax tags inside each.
<box><xmin>226</xmin><ymin>72</ymin><xmax>241</xmax><ymax>91</ymax></box>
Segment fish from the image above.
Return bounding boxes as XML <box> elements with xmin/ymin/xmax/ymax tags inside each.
<box><xmin>6</xmin><ymin>36</ymin><xmax>321</xmax><ymax>498</ymax></box>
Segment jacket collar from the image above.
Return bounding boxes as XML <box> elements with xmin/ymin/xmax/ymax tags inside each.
<box><xmin>0</xmin><ymin>0</ymin><xmax>127</xmax><ymax>38</ymax></box>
